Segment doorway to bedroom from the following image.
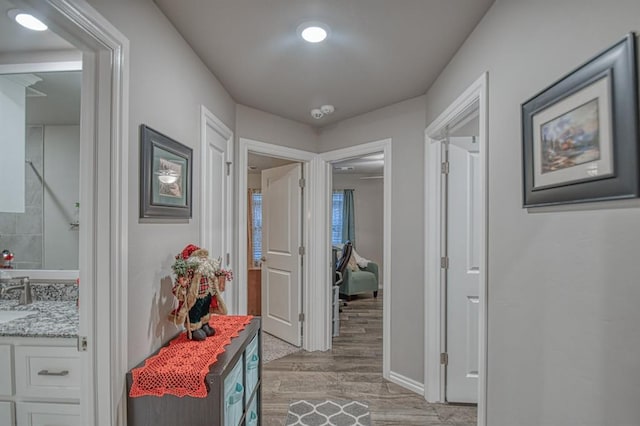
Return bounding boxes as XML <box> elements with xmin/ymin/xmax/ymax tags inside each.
<box><xmin>320</xmin><ymin>138</ymin><xmax>392</xmax><ymax>380</ymax></box>
<box><xmin>330</xmin><ymin>152</ymin><xmax>385</xmax><ymax>338</ymax></box>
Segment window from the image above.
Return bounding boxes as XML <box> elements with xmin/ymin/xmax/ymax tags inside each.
<box><xmin>251</xmin><ymin>192</ymin><xmax>262</xmax><ymax>266</ymax></box>
<box><xmin>331</xmin><ymin>191</ymin><xmax>344</xmax><ymax>246</ymax></box>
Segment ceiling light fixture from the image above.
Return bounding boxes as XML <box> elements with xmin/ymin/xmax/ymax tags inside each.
<box><xmin>7</xmin><ymin>9</ymin><xmax>48</xmax><ymax>31</ymax></box>
<box><xmin>298</xmin><ymin>22</ymin><xmax>329</xmax><ymax>43</ymax></box>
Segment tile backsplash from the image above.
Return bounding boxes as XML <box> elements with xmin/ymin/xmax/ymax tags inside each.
<box><xmin>0</xmin><ymin>281</ymin><xmax>78</xmax><ymax>302</ymax></box>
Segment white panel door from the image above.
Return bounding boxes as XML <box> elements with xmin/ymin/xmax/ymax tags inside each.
<box><xmin>202</xmin><ymin>126</ymin><xmax>227</xmax><ymax>260</ymax></box>
<box><xmin>261</xmin><ymin>163</ymin><xmax>302</xmax><ymax>346</ymax></box>
<box><xmin>446</xmin><ymin>137</ymin><xmax>480</xmax><ymax>403</ymax></box>
<box><xmin>201</xmin><ymin>110</ymin><xmax>232</xmax><ymax>310</ymax></box>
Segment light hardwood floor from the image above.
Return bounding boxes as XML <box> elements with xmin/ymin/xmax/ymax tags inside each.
<box><xmin>261</xmin><ymin>292</ymin><xmax>477</xmax><ymax>425</ymax></box>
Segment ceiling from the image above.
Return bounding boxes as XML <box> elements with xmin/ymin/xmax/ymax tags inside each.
<box><xmin>25</xmin><ymin>71</ymin><xmax>82</xmax><ymax>125</ymax></box>
<box><xmin>154</xmin><ymin>0</ymin><xmax>495</xmax><ymax>127</ymax></box>
<box><xmin>0</xmin><ymin>0</ymin><xmax>74</xmax><ymax>54</ymax></box>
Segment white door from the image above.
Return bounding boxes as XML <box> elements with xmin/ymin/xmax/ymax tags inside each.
<box><xmin>261</xmin><ymin>163</ymin><xmax>302</xmax><ymax>346</ymax></box>
<box><xmin>201</xmin><ymin>109</ymin><xmax>233</xmax><ymax>305</ymax></box>
<box><xmin>445</xmin><ymin>136</ymin><xmax>480</xmax><ymax>403</ymax></box>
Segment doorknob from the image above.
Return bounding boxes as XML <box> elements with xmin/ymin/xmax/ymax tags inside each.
<box><xmin>261</xmin><ymin>257</ymin><xmax>267</xmax><ymax>262</ymax></box>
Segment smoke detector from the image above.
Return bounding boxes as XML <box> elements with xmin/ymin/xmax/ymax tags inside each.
<box><xmin>310</xmin><ymin>104</ymin><xmax>335</xmax><ymax>120</ymax></box>
<box><xmin>320</xmin><ymin>104</ymin><xmax>335</xmax><ymax>115</ymax></box>
<box><xmin>311</xmin><ymin>108</ymin><xmax>324</xmax><ymax>119</ymax></box>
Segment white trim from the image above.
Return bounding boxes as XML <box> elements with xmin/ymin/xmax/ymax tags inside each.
<box><xmin>319</xmin><ymin>139</ymin><xmax>392</xmax><ymax>378</ymax></box>
<box><xmin>200</xmin><ymin>106</ymin><xmax>235</xmax><ymax>311</ymax></box>
<box><xmin>18</xmin><ymin>1</ymin><xmax>130</xmax><ymax>425</ymax></box>
<box><xmin>389</xmin><ymin>371</ymin><xmax>426</xmax><ymax>396</ymax></box>
<box><xmin>0</xmin><ymin>270</ymin><xmax>78</xmax><ymax>280</ymax></box>
<box><xmin>0</xmin><ymin>61</ymin><xmax>82</xmax><ymax>73</ymax></box>
<box><xmin>237</xmin><ymin>138</ymin><xmax>318</xmax><ymax>350</ymax></box>
<box><xmin>424</xmin><ymin>72</ymin><xmax>488</xmax><ymax>426</ymax></box>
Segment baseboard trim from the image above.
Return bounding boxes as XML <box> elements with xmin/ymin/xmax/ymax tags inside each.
<box><xmin>388</xmin><ymin>371</ymin><xmax>425</xmax><ymax>395</ymax></box>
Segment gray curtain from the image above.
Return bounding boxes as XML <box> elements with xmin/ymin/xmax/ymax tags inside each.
<box><xmin>341</xmin><ymin>189</ymin><xmax>355</xmax><ymax>248</ymax></box>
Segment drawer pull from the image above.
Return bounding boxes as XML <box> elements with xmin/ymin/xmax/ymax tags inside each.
<box><xmin>247</xmin><ymin>353</ymin><xmax>259</xmax><ymax>370</ymax></box>
<box><xmin>38</xmin><ymin>369</ymin><xmax>69</xmax><ymax>376</ymax></box>
<box><xmin>227</xmin><ymin>383</ymin><xmax>244</xmax><ymax>405</ymax></box>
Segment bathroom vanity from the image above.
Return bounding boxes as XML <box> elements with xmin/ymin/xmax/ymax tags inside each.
<box><xmin>0</xmin><ymin>298</ymin><xmax>79</xmax><ymax>426</ymax></box>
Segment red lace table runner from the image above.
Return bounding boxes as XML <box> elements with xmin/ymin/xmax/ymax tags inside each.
<box><xmin>129</xmin><ymin>315</ymin><xmax>253</xmax><ymax>398</ymax></box>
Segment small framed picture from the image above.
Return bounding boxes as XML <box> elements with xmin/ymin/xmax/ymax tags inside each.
<box><xmin>522</xmin><ymin>33</ymin><xmax>639</xmax><ymax>207</ymax></box>
<box><xmin>140</xmin><ymin>125</ymin><xmax>192</xmax><ymax>219</ymax></box>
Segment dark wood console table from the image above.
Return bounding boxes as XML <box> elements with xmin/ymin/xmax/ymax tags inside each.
<box><xmin>126</xmin><ymin>317</ymin><xmax>261</xmax><ymax>426</ymax></box>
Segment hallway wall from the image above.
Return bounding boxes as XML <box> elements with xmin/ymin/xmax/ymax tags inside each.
<box><xmin>87</xmin><ymin>0</ymin><xmax>236</xmax><ymax>368</ymax></box>
<box><xmin>424</xmin><ymin>1</ymin><xmax>640</xmax><ymax>424</ymax></box>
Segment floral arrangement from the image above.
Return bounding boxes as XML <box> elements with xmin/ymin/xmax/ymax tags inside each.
<box><xmin>171</xmin><ymin>244</ymin><xmax>232</xmax><ymax>282</ymax></box>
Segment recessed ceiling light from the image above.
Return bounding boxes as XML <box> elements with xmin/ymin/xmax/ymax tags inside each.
<box><xmin>297</xmin><ymin>22</ymin><xmax>329</xmax><ymax>43</ymax></box>
<box><xmin>7</xmin><ymin>9</ymin><xmax>48</xmax><ymax>31</ymax></box>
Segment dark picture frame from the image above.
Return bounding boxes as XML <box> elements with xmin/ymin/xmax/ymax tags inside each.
<box><xmin>140</xmin><ymin>124</ymin><xmax>192</xmax><ymax>219</ymax></box>
<box><xmin>522</xmin><ymin>33</ymin><xmax>639</xmax><ymax>207</ymax></box>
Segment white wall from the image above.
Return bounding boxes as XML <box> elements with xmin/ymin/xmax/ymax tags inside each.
<box><xmin>43</xmin><ymin>125</ymin><xmax>79</xmax><ymax>270</ymax></box>
<box><xmin>424</xmin><ymin>1</ymin><xmax>640</xmax><ymax>424</ymax></box>
<box><xmin>332</xmin><ymin>174</ymin><xmax>384</xmax><ymax>285</ymax></box>
<box><xmin>86</xmin><ymin>0</ymin><xmax>236</xmax><ymax>368</ymax></box>
<box><xmin>319</xmin><ymin>95</ymin><xmax>427</xmax><ymax>383</ymax></box>
<box><xmin>247</xmin><ymin>174</ymin><xmax>261</xmax><ymax>189</ymax></box>
<box><xmin>236</xmin><ymin>104</ymin><xmax>318</xmax><ymax>152</ymax></box>
<box><xmin>0</xmin><ymin>76</ymin><xmax>26</xmax><ymax>213</ymax></box>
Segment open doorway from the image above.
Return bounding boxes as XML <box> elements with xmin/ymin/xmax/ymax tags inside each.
<box><xmin>245</xmin><ymin>153</ymin><xmax>304</xmax><ymax>347</ymax></box>
<box><xmin>319</xmin><ymin>138</ymin><xmax>392</xmax><ymax>380</ymax></box>
<box><xmin>238</xmin><ymin>139</ymin><xmax>318</xmax><ymax>352</ymax></box>
<box><xmin>330</xmin><ymin>153</ymin><xmax>384</xmax><ymax>337</ymax></box>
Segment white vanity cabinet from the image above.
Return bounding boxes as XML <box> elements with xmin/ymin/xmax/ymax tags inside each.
<box><xmin>0</xmin><ymin>337</ymin><xmax>80</xmax><ymax>426</ymax></box>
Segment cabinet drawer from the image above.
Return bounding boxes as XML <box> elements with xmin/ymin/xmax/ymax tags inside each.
<box><xmin>0</xmin><ymin>345</ymin><xmax>12</xmax><ymax>396</ymax></box>
<box><xmin>224</xmin><ymin>357</ymin><xmax>244</xmax><ymax>426</ymax></box>
<box><xmin>16</xmin><ymin>402</ymin><xmax>80</xmax><ymax>426</ymax></box>
<box><xmin>0</xmin><ymin>401</ymin><xmax>14</xmax><ymax>426</ymax></box>
<box><xmin>245</xmin><ymin>396</ymin><xmax>258</xmax><ymax>426</ymax></box>
<box><xmin>244</xmin><ymin>335</ymin><xmax>259</xmax><ymax>398</ymax></box>
<box><xmin>14</xmin><ymin>346</ymin><xmax>80</xmax><ymax>400</ymax></box>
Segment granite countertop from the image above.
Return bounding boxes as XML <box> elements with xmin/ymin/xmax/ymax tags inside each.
<box><xmin>0</xmin><ymin>300</ymin><xmax>79</xmax><ymax>338</ymax></box>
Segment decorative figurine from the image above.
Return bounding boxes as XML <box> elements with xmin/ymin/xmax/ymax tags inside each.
<box><xmin>168</xmin><ymin>244</ymin><xmax>232</xmax><ymax>341</ymax></box>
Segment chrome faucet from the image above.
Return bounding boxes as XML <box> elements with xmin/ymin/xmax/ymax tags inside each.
<box><xmin>0</xmin><ymin>276</ymin><xmax>32</xmax><ymax>305</ymax></box>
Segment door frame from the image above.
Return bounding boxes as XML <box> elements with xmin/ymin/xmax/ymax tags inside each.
<box><xmin>318</xmin><ymin>139</ymin><xmax>392</xmax><ymax>380</ymax></box>
<box><xmin>18</xmin><ymin>1</ymin><xmax>130</xmax><ymax>425</ymax></box>
<box><xmin>237</xmin><ymin>138</ymin><xmax>323</xmax><ymax>350</ymax></box>
<box><xmin>424</xmin><ymin>73</ymin><xmax>488</xmax><ymax>425</ymax></box>
<box><xmin>200</xmin><ymin>106</ymin><xmax>234</xmax><ymax>310</ymax></box>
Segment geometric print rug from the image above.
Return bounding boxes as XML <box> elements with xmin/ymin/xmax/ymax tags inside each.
<box><xmin>285</xmin><ymin>400</ymin><xmax>371</xmax><ymax>426</ymax></box>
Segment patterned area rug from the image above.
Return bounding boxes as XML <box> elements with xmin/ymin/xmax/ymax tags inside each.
<box><xmin>262</xmin><ymin>331</ymin><xmax>300</xmax><ymax>364</ymax></box>
<box><xmin>285</xmin><ymin>400</ymin><xmax>371</xmax><ymax>426</ymax></box>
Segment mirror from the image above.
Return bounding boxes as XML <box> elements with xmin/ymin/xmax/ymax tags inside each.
<box><xmin>0</xmin><ymin>70</ymin><xmax>82</xmax><ymax>270</ymax></box>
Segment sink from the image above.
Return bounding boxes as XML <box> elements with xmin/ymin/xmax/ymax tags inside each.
<box><xmin>0</xmin><ymin>310</ymin><xmax>38</xmax><ymax>324</ymax></box>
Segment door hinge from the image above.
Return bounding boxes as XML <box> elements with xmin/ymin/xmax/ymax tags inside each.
<box><xmin>440</xmin><ymin>256</ymin><xmax>449</xmax><ymax>269</ymax></box>
<box><xmin>78</xmin><ymin>336</ymin><xmax>88</xmax><ymax>352</ymax></box>
<box><xmin>299</xmin><ymin>246</ymin><xmax>305</xmax><ymax>256</ymax></box>
<box><xmin>441</xmin><ymin>161</ymin><xmax>449</xmax><ymax>175</ymax></box>
<box><xmin>299</xmin><ymin>177</ymin><xmax>305</xmax><ymax>188</ymax></box>
<box><xmin>440</xmin><ymin>352</ymin><xmax>448</xmax><ymax>365</ymax></box>
<box><xmin>299</xmin><ymin>313</ymin><xmax>305</xmax><ymax>322</ymax></box>
<box><xmin>226</xmin><ymin>253</ymin><xmax>230</xmax><ymax>265</ymax></box>
<box><xmin>226</xmin><ymin>161</ymin><xmax>232</xmax><ymax>176</ymax></box>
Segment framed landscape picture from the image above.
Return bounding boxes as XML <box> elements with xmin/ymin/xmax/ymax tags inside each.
<box><xmin>140</xmin><ymin>125</ymin><xmax>192</xmax><ymax>219</ymax></box>
<box><xmin>522</xmin><ymin>33</ymin><xmax>639</xmax><ymax>207</ymax></box>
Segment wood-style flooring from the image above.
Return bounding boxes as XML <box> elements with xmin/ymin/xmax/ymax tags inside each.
<box><xmin>261</xmin><ymin>292</ymin><xmax>477</xmax><ymax>425</ymax></box>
